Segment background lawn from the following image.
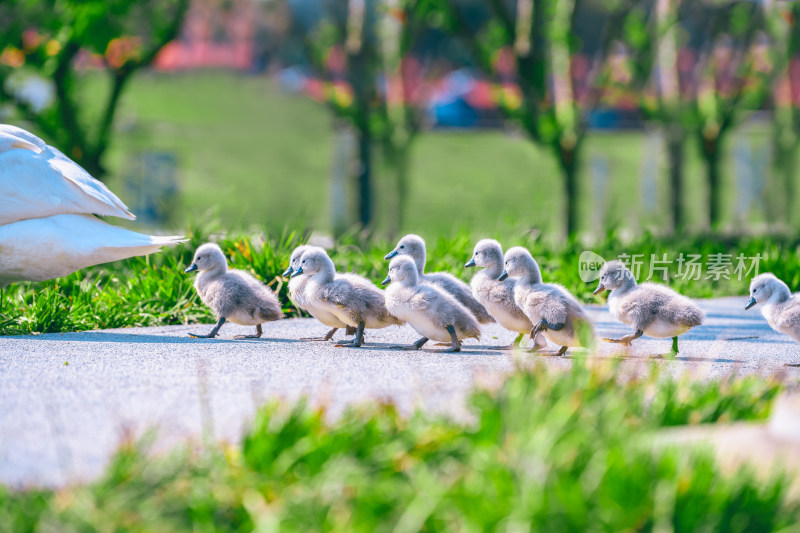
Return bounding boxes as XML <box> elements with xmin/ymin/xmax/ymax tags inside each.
<box><xmin>76</xmin><ymin>71</ymin><xmax>782</xmax><ymax>239</ymax></box>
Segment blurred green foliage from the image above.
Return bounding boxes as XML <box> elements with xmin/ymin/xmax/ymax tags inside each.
<box><xmin>0</xmin><ymin>0</ymin><xmax>188</xmax><ymax>176</ymax></box>
<box><xmin>0</xmin><ymin>359</ymin><xmax>791</xmax><ymax>531</ymax></box>
<box><xmin>3</xmin><ymin>226</ymin><xmax>800</xmax><ymax>335</ymax></box>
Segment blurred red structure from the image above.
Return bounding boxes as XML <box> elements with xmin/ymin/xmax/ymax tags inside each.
<box><xmin>154</xmin><ymin>0</ymin><xmax>255</xmax><ymax>71</ymax></box>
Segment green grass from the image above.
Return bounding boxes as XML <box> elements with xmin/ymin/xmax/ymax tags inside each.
<box><xmin>59</xmin><ymin>71</ymin><xmax>787</xmax><ymax>238</ymax></box>
<box><xmin>1</xmin><ymin>359</ymin><xmax>791</xmax><ymax>531</ymax></box>
<box><xmin>4</xmin><ymin>228</ymin><xmax>800</xmax><ymax>336</ymax></box>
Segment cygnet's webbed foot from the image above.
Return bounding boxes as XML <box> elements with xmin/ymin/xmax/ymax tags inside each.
<box><xmin>535</xmin><ymin>346</ymin><xmax>568</xmax><ymax>357</ymax></box>
<box><xmin>391</xmin><ymin>337</ymin><xmax>429</xmax><ymax>351</ymax></box>
<box><xmin>188</xmin><ymin>317</ymin><xmax>226</xmax><ymax>339</ymax></box>
<box><xmin>234</xmin><ymin>324</ymin><xmax>263</xmax><ymax>339</ymax></box>
<box><xmin>301</xmin><ymin>327</ymin><xmax>339</xmax><ymax>342</ymax></box>
<box><xmin>188</xmin><ymin>332</ymin><xmax>218</xmax><ymax>339</ymax></box>
<box><xmin>602</xmin><ymin>329</ymin><xmax>644</xmax><ymax>347</ymax></box>
<box><xmin>335</xmin><ymin>322</ymin><xmax>366</xmax><ymax>348</ymax></box>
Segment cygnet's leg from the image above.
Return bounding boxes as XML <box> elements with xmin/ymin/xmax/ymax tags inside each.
<box><xmin>335</xmin><ymin>321</ymin><xmax>365</xmax><ymax>347</ymax></box>
<box><xmin>438</xmin><ymin>325</ymin><xmax>461</xmax><ymax>353</ymax></box>
<box><xmin>499</xmin><ymin>332</ymin><xmax>526</xmax><ymax>350</ymax></box>
<box><xmin>392</xmin><ymin>337</ymin><xmax>429</xmax><ymax>350</ymax></box>
<box><xmin>189</xmin><ymin>317</ymin><xmax>226</xmax><ymax>338</ymax></box>
<box><xmin>527</xmin><ymin>319</ymin><xmax>564</xmax><ymax>353</ymax></box>
<box><xmin>234</xmin><ymin>323</ymin><xmax>263</xmax><ymax>339</ymax></box>
<box><xmin>653</xmin><ymin>336</ymin><xmax>681</xmax><ymax>358</ymax></box>
<box><xmin>301</xmin><ymin>327</ymin><xmax>339</xmax><ymax>341</ymax></box>
<box><xmin>602</xmin><ymin>329</ymin><xmax>643</xmax><ymax>346</ymax></box>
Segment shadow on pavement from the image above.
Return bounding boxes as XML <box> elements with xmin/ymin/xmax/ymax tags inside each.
<box><xmin>26</xmin><ymin>332</ymin><xmax>245</xmax><ymax>344</ymax></box>
<box><xmin>596</xmin><ymin>353</ymin><xmax>742</xmax><ymax>363</ymax></box>
<box><xmin>335</xmin><ymin>342</ymin><xmax>503</xmax><ymax>357</ymax></box>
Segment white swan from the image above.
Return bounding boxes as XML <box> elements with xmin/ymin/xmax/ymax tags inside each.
<box><xmin>0</xmin><ymin>124</ymin><xmax>185</xmax><ymax>285</ymax></box>
<box><xmin>0</xmin><ymin>215</ymin><xmax>185</xmax><ymax>286</ymax></box>
<box><xmin>0</xmin><ymin>124</ymin><xmax>134</xmax><ymax>224</ymax></box>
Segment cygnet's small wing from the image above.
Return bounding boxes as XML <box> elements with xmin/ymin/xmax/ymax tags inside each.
<box><xmin>538</xmin><ymin>287</ymin><xmax>569</xmax><ymax>327</ymax></box>
<box><xmin>229</xmin><ymin>270</ymin><xmax>284</xmax><ymax>321</ymax></box>
<box><xmin>632</xmin><ymin>283</ymin><xmax>703</xmax><ymax>330</ymax></box>
<box><xmin>425</xmin><ymin>271</ymin><xmax>494</xmax><ymax>323</ymax></box>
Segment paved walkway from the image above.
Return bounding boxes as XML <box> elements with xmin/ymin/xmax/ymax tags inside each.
<box><xmin>1</xmin><ymin>296</ymin><xmax>798</xmax><ymax>487</ymax></box>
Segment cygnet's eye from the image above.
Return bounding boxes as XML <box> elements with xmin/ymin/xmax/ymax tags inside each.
<box><xmin>753</xmin><ymin>288</ymin><xmax>758</xmax><ymax>293</ymax></box>
<box><xmin>302</xmin><ymin>260</ymin><xmax>306</xmax><ymax>264</ymax></box>
<box><xmin>400</xmin><ymin>245</ymin><xmax>405</xmax><ymax>249</ymax></box>
<box><xmin>474</xmin><ymin>252</ymin><xmax>478</xmax><ymax>256</ymax></box>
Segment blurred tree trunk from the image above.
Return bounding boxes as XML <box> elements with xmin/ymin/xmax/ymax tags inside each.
<box><xmin>701</xmin><ymin>135</ymin><xmax>723</xmax><ymax>229</ymax></box>
<box><xmin>355</xmin><ymin>123</ymin><xmax>373</xmax><ymax>229</ymax></box>
<box><xmin>666</xmin><ymin>125</ymin><xmax>686</xmax><ymax>231</ymax></box>
<box><xmin>555</xmin><ymin>142</ymin><xmax>580</xmax><ymax>237</ymax></box>
<box><xmin>773</xmin><ymin>115</ymin><xmax>798</xmax><ymax>226</ymax></box>
<box><xmin>439</xmin><ymin>0</ymin><xmax>629</xmax><ymax>237</ymax></box>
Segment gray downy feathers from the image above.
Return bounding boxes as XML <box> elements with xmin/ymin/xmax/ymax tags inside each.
<box><xmin>386</xmin><ymin>234</ymin><xmax>494</xmax><ymax>324</ymax></box>
<box><xmin>384</xmin><ymin>255</ymin><xmax>481</xmax><ymax>343</ymax></box>
<box><xmin>597</xmin><ymin>260</ymin><xmax>704</xmax><ymax>337</ymax></box>
<box><xmin>298</xmin><ymin>247</ymin><xmax>401</xmax><ymax>329</ymax></box>
<box><xmin>467</xmin><ymin>239</ymin><xmax>547</xmax><ymax>348</ymax></box>
<box><xmin>191</xmin><ymin>243</ymin><xmax>283</xmax><ymax>325</ymax></box>
<box><xmin>503</xmin><ymin>246</ymin><xmax>595</xmax><ymax>348</ymax></box>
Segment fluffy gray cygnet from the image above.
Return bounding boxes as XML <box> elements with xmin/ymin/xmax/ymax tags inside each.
<box><xmin>292</xmin><ymin>247</ymin><xmax>401</xmax><ymax>348</ymax></box>
<box><xmin>385</xmin><ymin>234</ymin><xmax>494</xmax><ymax>325</ymax></box>
<box><xmin>500</xmin><ymin>247</ymin><xmax>595</xmax><ymax>356</ymax></box>
<box><xmin>465</xmin><ymin>238</ymin><xmax>547</xmax><ymax>350</ymax></box>
<box><xmin>593</xmin><ymin>260</ymin><xmax>703</xmax><ymax>354</ymax></box>
<box><xmin>745</xmin><ymin>273</ymin><xmax>800</xmax><ymax>343</ymax></box>
<box><xmin>186</xmin><ymin>243</ymin><xmax>283</xmax><ymax>339</ymax></box>
<box><xmin>383</xmin><ymin>255</ymin><xmax>480</xmax><ymax>353</ymax></box>
<box><xmin>284</xmin><ymin>245</ymin><xmax>354</xmax><ymax>341</ymax></box>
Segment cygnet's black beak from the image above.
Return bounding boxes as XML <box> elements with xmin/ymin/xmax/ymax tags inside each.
<box><xmin>465</xmin><ymin>258</ymin><xmax>476</xmax><ymax>268</ymax></box>
<box><xmin>593</xmin><ymin>283</ymin><xmax>605</xmax><ymax>296</ymax></box>
<box><xmin>291</xmin><ymin>266</ymin><xmax>304</xmax><ymax>278</ymax></box>
<box><xmin>282</xmin><ymin>266</ymin><xmax>293</xmax><ymax>278</ymax></box>
<box><xmin>381</xmin><ymin>275</ymin><xmax>392</xmax><ymax>286</ymax></box>
<box><xmin>185</xmin><ymin>264</ymin><xmax>198</xmax><ymax>273</ymax></box>
<box><xmin>745</xmin><ymin>297</ymin><xmax>757</xmax><ymax>310</ymax></box>
<box><xmin>384</xmin><ymin>250</ymin><xmax>398</xmax><ymax>260</ymax></box>
<box><xmin>498</xmin><ymin>270</ymin><xmax>509</xmax><ymax>282</ymax></box>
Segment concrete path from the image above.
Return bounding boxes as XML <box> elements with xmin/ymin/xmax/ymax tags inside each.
<box><xmin>1</xmin><ymin>296</ymin><xmax>799</xmax><ymax>488</ymax></box>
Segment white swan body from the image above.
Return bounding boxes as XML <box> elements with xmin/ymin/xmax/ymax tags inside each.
<box><xmin>0</xmin><ymin>214</ymin><xmax>185</xmax><ymax>286</ymax></box>
<box><xmin>0</xmin><ymin>124</ymin><xmax>185</xmax><ymax>285</ymax></box>
<box><xmin>0</xmin><ymin>125</ymin><xmax>134</xmax><ymax>225</ymax></box>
